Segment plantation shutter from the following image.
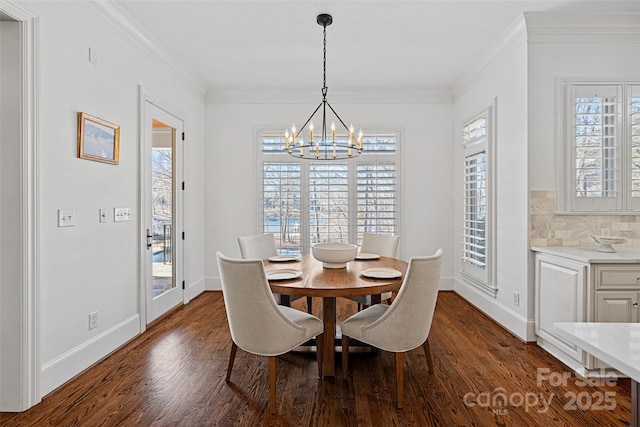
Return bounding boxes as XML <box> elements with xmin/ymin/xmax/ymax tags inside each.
<box><xmin>571</xmin><ymin>84</ymin><xmax>623</xmax><ymax>211</ymax></box>
<box><xmin>462</xmin><ymin>113</ymin><xmax>488</xmax><ymax>285</ymax></box>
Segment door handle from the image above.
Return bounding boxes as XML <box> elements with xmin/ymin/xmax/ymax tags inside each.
<box><xmin>146</xmin><ymin>229</ymin><xmax>153</xmax><ymax>249</ymax></box>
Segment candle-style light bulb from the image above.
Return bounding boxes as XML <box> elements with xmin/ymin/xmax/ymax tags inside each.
<box><xmin>349</xmin><ymin>124</ymin><xmax>354</xmax><ymax>146</ymax></box>
<box><xmin>291</xmin><ymin>124</ymin><xmax>296</xmax><ymax>147</ymax></box>
<box><xmin>309</xmin><ymin>122</ymin><xmax>314</xmax><ymax>143</ymax></box>
<box><xmin>331</xmin><ymin>122</ymin><xmax>336</xmax><ymax>142</ymax></box>
<box><xmin>358</xmin><ymin>129</ymin><xmax>363</xmax><ymax>149</ymax></box>
<box><xmin>299</xmin><ymin>137</ymin><xmax>304</xmax><ymax>156</ymax></box>
<box><xmin>315</xmin><ymin>142</ymin><xmax>319</xmax><ymax>158</ymax></box>
<box><xmin>285</xmin><ymin>129</ymin><xmax>289</xmax><ymax>149</ymax></box>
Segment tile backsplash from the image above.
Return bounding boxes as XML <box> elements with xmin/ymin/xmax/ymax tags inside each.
<box><xmin>530</xmin><ymin>190</ymin><xmax>640</xmax><ymax>247</ymax></box>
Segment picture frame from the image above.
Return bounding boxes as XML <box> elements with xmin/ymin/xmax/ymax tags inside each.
<box><xmin>77</xmin><ymin>112</ymin><xmax>120</xmax><ymax>165</ymax></box>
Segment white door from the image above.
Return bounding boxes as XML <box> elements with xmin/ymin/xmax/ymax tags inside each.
<box><xmin>142</xmin><ymin>99</ymin><xmax>184</xmax><ymax>323</ymax></box>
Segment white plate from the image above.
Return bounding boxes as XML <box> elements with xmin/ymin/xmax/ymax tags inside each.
<box><xmin>355</xmin><ymin>253</ymin><xmax>381</xmax><ymax>260</ymax></box>
<box><xmin>361</xmin><ymin>267</ymin><xmax>402</xmax><ymax>279</ymax></box>
<box><xmin>267</xmin><ymin>269</ymin><xmax>303</xmax><ymax>281</ymax></box>
<box><xmin>268</xmin><ymin>255</ymin><xmax>301</xmax><ymax>262</ymax></box>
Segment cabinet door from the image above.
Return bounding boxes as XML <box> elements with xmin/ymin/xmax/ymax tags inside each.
<box><xmin>595</xmin><ymin>291</ymin><xmax>639</xmax><ymax>322</ymax></box>
<box><xmin>535</xmin><ymin>254</ymin><xmax>587</xmax><ymax>363</ymax></box>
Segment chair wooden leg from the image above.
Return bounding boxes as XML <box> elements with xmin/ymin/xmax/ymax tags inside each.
<box><xmin>269</xmin><ymin>356</ymin><xmax>277</xmax><ymax>414</ymax></box>
<box><xmin>316</xmin><ymin>333</ymin><xmax>324</xmax><ymax>378</ymax></box>
<box><xmin>396</xmin><ymin>352</ymin><xmax>404</xmax><ymax>408</ymax></box>
<box><xmin>342</xmin><ymin>335</ymin><xmax>350</xmax><ymax>378</ymax></box>
<box><xmin>307</xmin><ymin>296</ymin><xmax>313</xmax><ymax>314</ymax></box>
<box><xmin>422</xmin><ymin>337</ymin><xmax>434</xmax><ymax>373</ymax></box>
<box><xmin>226</xmin><ymin>342</ymin><xmax>238</xmax><ymax>383</ymax></box>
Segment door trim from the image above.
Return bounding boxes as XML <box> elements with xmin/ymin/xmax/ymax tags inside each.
<box><xmin>0</xmin><ymin>1</ymin><xmax>40</xmax><ymax>411</ymax></box>
<box><xmin>138</xmin><ymin>87</ymin><xmax>186</xmax><ymax>330</ymax></box>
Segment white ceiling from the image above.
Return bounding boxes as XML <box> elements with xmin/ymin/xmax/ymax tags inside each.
<box><xmin>114</xmin><ymin>1</ymin><xmax>639</xmax><ymax>92</ymax></box>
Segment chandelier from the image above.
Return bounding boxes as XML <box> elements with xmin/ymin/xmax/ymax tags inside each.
<box><xmin>285</xmin><ymin>14</ymin><xmax>363</xmax><ymax>160</ymax></box>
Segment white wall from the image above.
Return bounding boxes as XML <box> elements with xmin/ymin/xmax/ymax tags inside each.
<box><xmin>8</xmin><ymin>1</ymin><xmax>206</xmax><ymax>399</ymax></box>
<box><xmin>452</xmin><ymin>20</ymin><xmax>532</xmax><ymax>341</ymax></box>
<box><xmin>524</xmin><ymin>13</ymin><xmax>640</xmax><ymax>340</ymax></box>
<box><xmin>204</xmin><ymin>92</ymin><xmax>454</xmax><ymax>290</ymax></box>
<box><xmin>1</xmin><ymin>20</ymin><xmax>23</xmax><ymax>411</ymax></box>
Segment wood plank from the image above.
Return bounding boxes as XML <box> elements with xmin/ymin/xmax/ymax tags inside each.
<box><xmin>0</xmin><ymin>291</ymin><xmax>633</xmax><ymax>426</ymax></box>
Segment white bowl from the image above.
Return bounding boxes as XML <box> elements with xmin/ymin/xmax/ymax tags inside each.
<box><xmin>590</xmin><ymin>235</ymin><xmax>627</xmax><ymax>253</ymax></box>
<box><xmin>311</xmin><ymin>243</ymin><xmax>358</xmax><ymax>268</ymax></box>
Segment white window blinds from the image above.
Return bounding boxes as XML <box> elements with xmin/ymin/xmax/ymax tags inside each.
<box><xmin>562</xmin><ymin>82</ymin><xmax>640</xmax><ymax>212</ymax></box>
<box><xmin>309</xmin><ymin>163</ymin><xmax>349</xmax><ymax>244</ymax></box>
<box><xmin>461</xmin><ymin>108</ymin><xmax>494</xmax><ymax>295</ymax></box>
<box><xmin>357</xmin><ymin>162</ymin><xmax>397</xmax><ymax>238</ymax></box>
<box><xmin>572</xmin><ymin>85</ymin><xmax>622</xmax><ymax>210</ymax></box>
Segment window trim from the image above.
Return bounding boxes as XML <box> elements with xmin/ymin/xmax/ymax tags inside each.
<box><xmin>556</xmin><ymin>79</ymin><xmax>640</xmax><ymax>214</ymax></box>
<box><xmin>461</xmin><ymin>103</ymin><xmax>497</xmax><ymax>297</ymax></box>
<box><xmin>256</xmin><ymin>127</ymin><xmax>402</xmax><ymax>254</ymax></box>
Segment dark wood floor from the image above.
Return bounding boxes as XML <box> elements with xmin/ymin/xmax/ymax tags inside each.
<box><xmin>1</xmin><ymin>291</ymin><xmax>632</xmax><ymax>426</ymax></box>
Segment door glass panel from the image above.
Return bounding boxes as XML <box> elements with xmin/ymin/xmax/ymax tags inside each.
<box><xmin>152</xmin><ymin>118</ymin><xmax>174</xmax><ymax>297</ymax></box>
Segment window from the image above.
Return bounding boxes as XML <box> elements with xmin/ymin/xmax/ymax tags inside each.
<box><xmin>259</xmin><ymin>131</ymin><xmax>398</xmax><ymax>254</ymax></box>
<box><xmin>462</xmin><ymin>107</ymin><xmax>495</xmax><ymax>296</ymax></box>
<box><xmin>562</xmin><ymin>82</ymin><xmax>640</xmax><ymax>212</ymax></box>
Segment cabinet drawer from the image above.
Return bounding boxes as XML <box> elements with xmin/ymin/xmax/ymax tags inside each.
<box><xmin>594</xmin><ymin>266</ymin><xmax>640</xmax><ymax>290</ymax></box>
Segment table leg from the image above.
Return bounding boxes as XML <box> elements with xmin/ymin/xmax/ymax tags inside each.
<box><xmin>370</xmin><ymin>294</ymin><xmax>381</xmax><ymax>305</ymax></box>
<box><xmin>633</xmin><ymin>379</ymin><xmax>639</xmax><ymax>427</ymax></box>
<box><xmin>322</xmin><ymin>297</ymin><xmax>336</xmax><ymax>377</ymax></box>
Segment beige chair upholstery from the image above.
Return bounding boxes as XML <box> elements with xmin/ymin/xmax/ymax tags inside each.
<box><xmin>346</xmin><ymin>233</ymin><xmax>401</xmax><ymax>308</ymax></box>
<box><xmin>341</xmin><ymin>249</ymin><xmax>443</xmax><ymax>408</ymax></box>
<box><xmin>216</xmin><ymin>252</ymin><xmax>324</xmax><ymax>413</ymax></box>
<box><xmin>237</xmin><ymin>233</ymin><xmax>312</xmax><ymax>313</ymax></box>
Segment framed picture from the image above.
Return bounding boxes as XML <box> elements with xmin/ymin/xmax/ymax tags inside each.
<box><xmin>77</xmin><ymin>112</ymin><xmax>120</xmax><ymax>165</ymax></box>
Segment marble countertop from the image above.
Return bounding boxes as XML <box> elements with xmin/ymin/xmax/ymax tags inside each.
<box><xmin>531</xmin><ymin>246</ymin><xmax>640</xmax><ymax>263</ymax></box>
<box><xmin>554</xmin><ymin>322</ymin><xmax>640</xmax><ymax>382</ymax></box>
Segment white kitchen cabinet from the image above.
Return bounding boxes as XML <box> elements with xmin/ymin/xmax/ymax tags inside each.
<box><xmin>595</xmin><ymin>291</ymin><xmax>639</xmax><ymax>323</ymax></box>
<box><xmin>532</xmin><ymin>247</ymin><xmax>640</xmax><ymax>375</ymax></box>
<box><xmin>535</xmin><ymin>253</ymin><xmax>587</xmax><ymax>371</ymax></box>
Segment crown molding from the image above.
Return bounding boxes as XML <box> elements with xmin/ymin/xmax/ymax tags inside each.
<box><xmin>82</xmin><ymin>0</ymin><xmax>206</xmax><ymax>99</ymax></box>
<box><xmin>524</xmin><ymin>12</ymin><xmax>640</xmax><ymax>44</ymax></box>
<box><xmin>453</xmin><ymin>14</ymin><xmax>527</xmax><ymax>99</ymax></box>
<box><xmin>205</xmin><ymin>87</ymin><xmax>452</xmax><ymax>105</ymax></box>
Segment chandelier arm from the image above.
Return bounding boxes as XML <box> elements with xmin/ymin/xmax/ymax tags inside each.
<box><xmin>297</xmin><ymin>101</ymin><xmax>324</xmax><ymax>135</ymax></box>
<box><xmin>325</xmin><ymin>101</ymin><xmax>352</xmax><ymax>133</ymax></box>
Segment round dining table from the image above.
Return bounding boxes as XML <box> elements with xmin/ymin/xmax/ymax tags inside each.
<box><xmin>264</xmin><ymin>253</ymin><xmax>408</xmax><ymax>377</ymax></box>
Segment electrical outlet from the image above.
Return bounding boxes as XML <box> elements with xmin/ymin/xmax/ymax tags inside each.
<box><xmin>513</xmin><ymin>292</ymin><xmax>520</xmax><ymax>307</ymax></box>
<box><xmin>58</xmin><ymin>209</ymin><xmax>75</xmax><ymax>227</ymax></box>
<box><xmin>89</xmin><ymin>311</ymin><xmax>98</xmax><ymax>330</ymax></box>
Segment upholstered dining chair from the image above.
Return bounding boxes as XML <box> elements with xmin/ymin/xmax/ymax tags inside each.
<box><xmin>216</xmin><ymin>252</ymin><xmax>324</xmax><ymax>414</ymax></box>
<box><xmin>237</xmin><ymin>233</ymin><xmax>313</xmax><ymax>313</ymax></box>
<box><xmin>341</xmin><ymin>248</ymin><xmax>443</xmax><ymax>408</ymax></box>
<box><xmin>346</xmin><ymin>232</ymin><xmax>401</xmax><ymax>309</ymax></box>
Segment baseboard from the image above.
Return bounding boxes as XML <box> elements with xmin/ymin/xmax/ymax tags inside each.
<box><xmin>40</xmin><ymin>314</ymin><xmax>140</xmax><ymax>397</ymax></box>
<box><xmin>187</xmin><ymin>278</ymin><xmax>205</xmax><ymax>300</ymax></box>
<box><xmin>454</xmin><ymin>278</ymin><xmax>536</xmax><ymax>342</ymax></box>
<box><xmin>205</xmin><ymin>276</ymin><xmax>221</xmax><ymax>291</ymax></box>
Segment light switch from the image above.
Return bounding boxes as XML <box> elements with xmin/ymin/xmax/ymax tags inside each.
<box><xmin>114</xmin><ymin>207</ymin><xmax>131</xmax><ymax>222</ymax></box>
<box><xmin>58</xmin><ymin>209</ymin><xmax>75</xmax><ymax>227</ymax></box>
<box><xmin>99</xmin><ymin>209</ymin><xmax>107</xmax><ymax>223</ymax></box>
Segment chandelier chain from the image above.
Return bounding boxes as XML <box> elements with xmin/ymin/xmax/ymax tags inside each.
<box><xmin>323</xmin><ymin>24</ymin><xmax>327</xmax><ymax>95</ymax></box>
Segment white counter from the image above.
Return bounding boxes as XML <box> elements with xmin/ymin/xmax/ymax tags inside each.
<box><xmin>532</xmin><ymin>246</ymin><xmax>640</xmax><ymax>264</ymax></box>
<box><xmin>554</xmin><ymin>322</ymin><xmax>640</xmax><ymax>427</ymax></box>
<box><xmin>554</xmin><ymin>322</ymin><xmax>640</xmax><ymax>382</ymax></box>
